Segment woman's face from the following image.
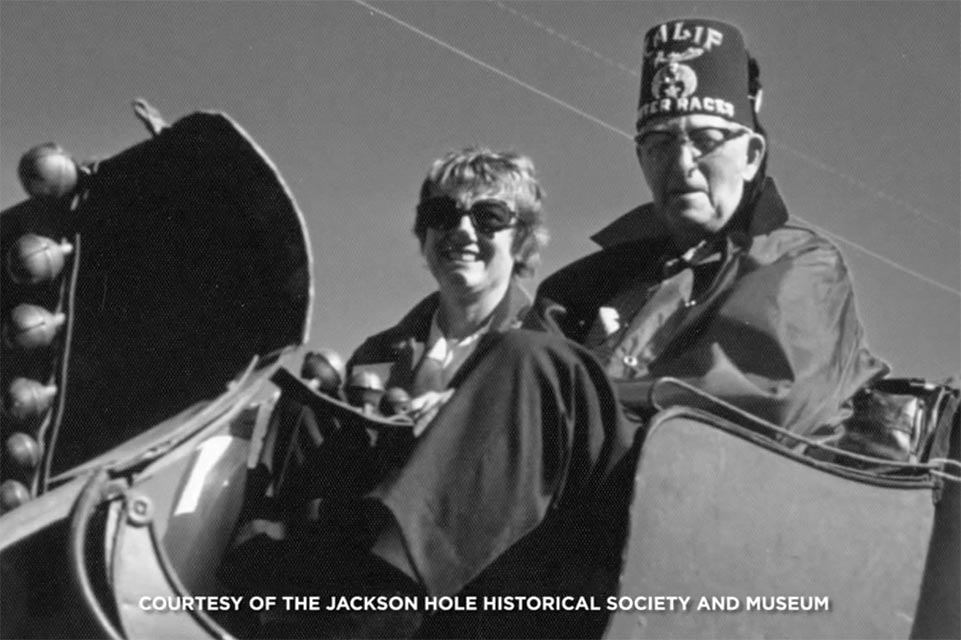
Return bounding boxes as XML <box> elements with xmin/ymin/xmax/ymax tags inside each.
<box><xmin>421</xmin><ymin>185</ymin><xmax>519</xmax><ymax>304</ymax></box>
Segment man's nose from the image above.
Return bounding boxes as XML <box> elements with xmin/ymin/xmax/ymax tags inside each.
<box><xmin>669</xmin><ymin>141</ymin><xmax>699</xmax><ymax>174</ymax></box>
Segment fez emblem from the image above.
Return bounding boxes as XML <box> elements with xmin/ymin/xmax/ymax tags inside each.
<box><xmin>650</xmin><ymin>47</ymin><xmax>703</xmax><ymax>99</ymax></box>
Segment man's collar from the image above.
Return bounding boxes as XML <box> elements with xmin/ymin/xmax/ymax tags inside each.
<box><xmin>590</xmin><ymin>177</ymin><xmax>788</xmax><ymax>249</ymax></box>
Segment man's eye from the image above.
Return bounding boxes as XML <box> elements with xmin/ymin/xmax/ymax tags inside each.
<box><xmin>643</xmin><ymin>133</ymin><xmax>673</xmax><ymax>148</ymax></box>
<box><xmin>689</xmin><ymin>130</ymin><xmax>723</xmax><ymax>147</ymax></box>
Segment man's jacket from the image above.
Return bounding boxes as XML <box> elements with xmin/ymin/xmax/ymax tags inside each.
<box><xmin>531</xmin><ymin>178</ymin><xmax>889</xmax><ymax>436</ymax></box>
<box><xmin>347</xmin><ymin>278</ymin><xmax>532</xmax><ymax>390</ymax></box>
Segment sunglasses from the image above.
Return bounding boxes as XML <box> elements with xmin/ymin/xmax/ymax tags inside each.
<box><xmin>416</xmin><ymin>197</ymin><xmax>518</xmax><ymax>236</ymax></box>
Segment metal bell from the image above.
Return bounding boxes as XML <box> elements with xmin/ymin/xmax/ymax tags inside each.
<box><xmin>6</xmin><ymin>304</ymin><xmax>66</xmax><ymax>349</ymax></box>
<box><xmin>7</xmin><ymin>234</ymin><xmax>74</xmax><ymax>285</ymax></box>
<box><xmin>346</xmin><ymin>369</ymin><xmax>384</xmax><ymax>409</ymax></box>
<box><xmin>348</xmin><ymin>369</ymin><xmax>384</xmax><ymax>390</ymax></box>
<box><xmin>18</xmin><ymin>144</ymin><xmax>78</xmax><ymax>199</ymax></box>
<box><xmin>5</xmin><ymin>432</ymin><xmax>42</xmax><ymax>470</ymax></box>
<box><xmin>379</xmin><ymin>387</ymin><xmax>412</xmax><ymax>416</ymax></box>
<box><xmin>6</xmin><ymin>378</ymin><xmax>57</xmax><ymax>421</ymax></box>
<box><xmin>301</xmin><ymin>348</ymin><xmax>346</xmax><ymax>394</ymax></box>
<box><xmin>0</xmin><ymin>479</ymin><xmax>31</xmax><ymax>512</ymax></box>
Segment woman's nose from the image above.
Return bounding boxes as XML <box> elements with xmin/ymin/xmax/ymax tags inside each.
<box><xmin>451</xmin><ymin>212</ymin><xmax>478</xmax><ymax>237</ymax></box>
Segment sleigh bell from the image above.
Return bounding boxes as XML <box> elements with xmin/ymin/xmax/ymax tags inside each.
<box><xmin>5</xmin><ymin>432</ymin><xmax>42</xmax><ymax>470</ymax></box>
<box><xmin>5</xmin><ymin>378</ymin><xmax>58</xmax><ymax>422</ymax></box>
<box><xmin>7</xmin><ymin>234</ymin><xmax>74</xmax><ymax>285</ymax></box>
<box><xmin>6</xmin><ymin>304</ymin><xmax>66</xmax><ymax>350</ymax></box>
<box><xmin>18</xmin><ymin>143</ymin><xmax>78</xmax><ymax>200</ymax></box>
<box><xmin>302</xmin><ymin>348</ymin><xmax>346</xmax><ymax>395</ymax></box>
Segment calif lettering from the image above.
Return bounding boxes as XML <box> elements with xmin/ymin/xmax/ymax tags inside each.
<box><xmin>645</xmin><ymin>22</ymin><xmax>724</xmax><ymax>57</ymax></box>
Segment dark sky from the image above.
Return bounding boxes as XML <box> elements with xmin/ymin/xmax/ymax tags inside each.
<box><xmin>2</xmin><ymin>1</ymin><xmax>958</xmax><ymax>379</ymax></box>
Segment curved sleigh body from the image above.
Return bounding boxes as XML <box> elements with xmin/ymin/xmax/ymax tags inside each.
<box><xmin>1</xmin><ymin>106</ymin><xmax>956</xmax><ymax>640</ymax></box>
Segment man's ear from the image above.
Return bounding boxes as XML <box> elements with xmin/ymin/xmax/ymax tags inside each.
<box><xmin>741</xmin><ymin>133</ymin><xmax>767</xmax><ymax>181</ymax></box>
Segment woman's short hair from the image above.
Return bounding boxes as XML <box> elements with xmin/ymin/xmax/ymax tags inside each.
<box><xmin>415</xmin><ymin>147</ymin><xmax>548</xmax><ymax>277</ymax></box>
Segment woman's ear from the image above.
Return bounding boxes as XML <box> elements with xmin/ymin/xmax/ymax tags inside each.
<box><xmin>741</xmin><ymin>132</ymin><xmax>767</xmax><ymax>182</ymax></box>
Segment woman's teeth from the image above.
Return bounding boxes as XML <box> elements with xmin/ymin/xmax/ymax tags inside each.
<box><xmin>443</xmin><ymin>247</ymin><xmax>477</xmax><ymax>261</ymax></box>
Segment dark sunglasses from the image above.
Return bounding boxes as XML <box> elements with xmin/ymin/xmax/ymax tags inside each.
<box><xmin>416</xmin><ymin>197</ymin><xmax>517</xmax><ymax>236</ymax></box>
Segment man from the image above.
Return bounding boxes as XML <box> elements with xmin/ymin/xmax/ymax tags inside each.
<box><xmin>533</xmin><ymin>17</ymin><xmax>888</xmax><ymax>438</ymax></box>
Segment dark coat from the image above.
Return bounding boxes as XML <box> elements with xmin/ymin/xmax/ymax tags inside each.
<box><xmin>347</xmin><ymin>278</ymin><xmax>532</xmax><ymax>391</ymax></box>
<box><xmin>531</xmin><ymin>178</ymin><xmax>889</xmax><ymax>436</ymax></box>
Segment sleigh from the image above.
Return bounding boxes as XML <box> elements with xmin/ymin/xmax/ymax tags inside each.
<box><xmin>1</xmin><ymin>105</ymin><xmax>957</xmax><ymax>640</ymax></box>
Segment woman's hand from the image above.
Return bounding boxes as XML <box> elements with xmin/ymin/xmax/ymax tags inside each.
<box><xmin>408</xmin><ymin>389</ymin><xmax>455</xmax><ymax>436</ymax></box>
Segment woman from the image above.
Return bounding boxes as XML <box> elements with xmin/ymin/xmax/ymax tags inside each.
<box><xmin>347</xmin><ymin>147</ymin><xmax>548</xmax><ymax>432</ymax></box>
<box><xmin>223</xmin><ymin>146</ymin><xmax>629</xmax><ymax>640</ymax></box>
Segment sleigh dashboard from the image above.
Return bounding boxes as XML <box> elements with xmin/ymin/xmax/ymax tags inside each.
<box><xmin>604</xmin><ymin>396</ymin><xmax>959</xmax><ymax>639</ymax></box>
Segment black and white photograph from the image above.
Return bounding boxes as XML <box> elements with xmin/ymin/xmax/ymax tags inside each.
<box><xmin>1</xmin><ymin>2</ymin><xmax>958</xmax><ymax>639</ymax></box>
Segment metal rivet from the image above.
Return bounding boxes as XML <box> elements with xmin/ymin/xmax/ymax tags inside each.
<box><xmin>126</xmin><ymin>494</ymin><xmax>153</xmax><ymax>526</ymax></box>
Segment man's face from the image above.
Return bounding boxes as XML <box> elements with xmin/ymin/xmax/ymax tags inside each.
<box><xmin>421</xmin><ymin>186</ymin><xmax>518</xmax><ymax>302</ymax></box>
<box><xmin>636</xmin><ymin>114</ymin><xmax>766</xmax><ymax>249</ymax></box>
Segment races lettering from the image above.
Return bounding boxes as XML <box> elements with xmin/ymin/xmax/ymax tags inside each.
<box><xmin>637</xmin><ymin>96</ymin><xmax>735</xmax><ymax>120</ymax></box>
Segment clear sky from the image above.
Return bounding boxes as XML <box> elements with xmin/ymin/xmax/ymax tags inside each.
<box><xmin>2</xmin><ymin>1</ymin><xmax>958</xmax><ymax>380</ymax></box>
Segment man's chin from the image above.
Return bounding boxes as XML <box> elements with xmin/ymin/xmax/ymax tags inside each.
<box><xmin>664</xmin><ymin>202</ymin><xmax>714</xmax><ymax>225</ymax></box>
<box><xmin>657</xmin><ymin>207</ymin><xmax>721</xmax><ymax>246</ymax></box>
<box><xmin>667</xmin><ymin>192</ymin><xmax>711</xmax><ymax>213</ymax></box>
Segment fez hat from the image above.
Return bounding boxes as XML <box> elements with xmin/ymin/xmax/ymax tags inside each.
<box><xmin>637</xmin><ymin>18</ymin><xmax>761</xmax><ymax>131</ymax></box>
